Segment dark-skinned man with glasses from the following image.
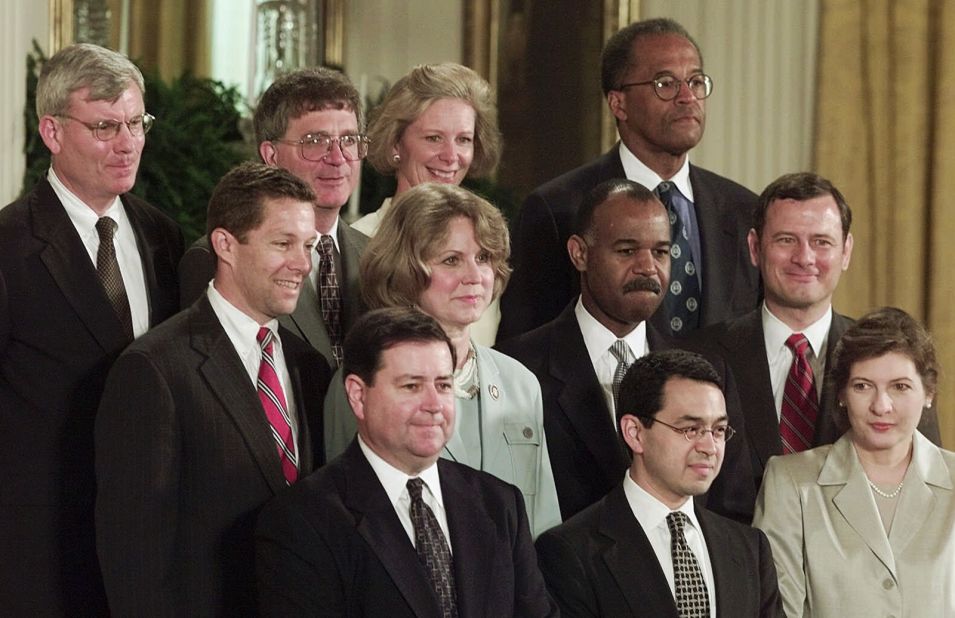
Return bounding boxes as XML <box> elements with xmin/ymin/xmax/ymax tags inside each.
<box><xmin>0</xmin><ymin>43</ymin><xmax>184</xmax><ymax>614</ymax></box>
<box><xmin>535</xmin><ymin>349</ymin><xmax>784</xmax><ymax>618</ymax></box>
<box><xmin>499</xmin><ymin>17</ymin><xmax>760</xmax><ymax>342</ymax></box>
<box><xmin>179</xmin><ymin>67</ymin><xmax>370</xmax><ymax>371</ymax></box>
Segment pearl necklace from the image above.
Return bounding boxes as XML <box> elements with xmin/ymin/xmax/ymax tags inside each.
<box><xmin>867</xmin><ymin>479</ymin><xmax>904</xmax><ymax>499</ymax></box>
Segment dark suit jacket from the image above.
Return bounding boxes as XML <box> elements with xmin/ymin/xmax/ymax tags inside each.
<box><xmin>95</xmin><ymin>295</ymin><xmax>331</xmax><ymax>617</ymax></box>
<box><xmin>178</xmin><ymin>220</ymin><xmax>368</xmax><ymax>366</ymax></box>
<box><xmin>535</xmin><ymin>483</ymin><xmax>783</xmax><ymax>617</ymax></box>
<box><xmin>498</xmin><ymin>146</ymin><xmax>760</xmax><ymax>341</ymax></box>
<box><xmin>0</xmin><ymin>178</ymin><xmax>183</xmax><ymax>615</ymax></box>
<box><xmin>497</xmin><ymin>301</ymin><xmax>756</xmax><ymax>523</ymax></box>
<box><xmin>255</xmin><ymin>439</ymin><xmax>558</xmax><ymax>617</ymax></box>
<box><xmin>687</xmin><ymin>308</ymin><xmax>943</xmax><ymax>489</ymax></box>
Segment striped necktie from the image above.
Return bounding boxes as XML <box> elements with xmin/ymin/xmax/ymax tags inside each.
<box><xmin>256</xmin><ymin>327</ymin><xmax>298</xmax><ymax>484</ymax></box>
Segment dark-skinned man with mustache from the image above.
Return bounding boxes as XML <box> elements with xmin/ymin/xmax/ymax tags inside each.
<box><xmin>498</xmin><ymin>179</ymin><xmax>755</xmax><ymax>522</ymax></box>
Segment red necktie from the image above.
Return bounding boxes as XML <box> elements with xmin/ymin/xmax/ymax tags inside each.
<box><xmin>256</xmin><ymin>327</ymin><xmax>298</xmax><ymax>484</ymax></box>
<box><xmin>780</xmin><ymin>333</ymin><xmax>819</xmax><ymax>453</ymax></box>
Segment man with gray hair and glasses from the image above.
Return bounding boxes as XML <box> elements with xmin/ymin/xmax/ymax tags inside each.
<box><xmin>0</xmin><ymin>43</ymin><xmax>183</xmax><ymax>614</ymax></box>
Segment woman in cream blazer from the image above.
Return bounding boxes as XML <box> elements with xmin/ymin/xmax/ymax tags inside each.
<box><xmin>754</xmin><ymin>308</ymin><xmax>955</xmax><ymax>618</ymax></box>
<box><xmin>325</xmin><ymin>183</ymin><xmax>561</xmax><ymax>537</ymax></box>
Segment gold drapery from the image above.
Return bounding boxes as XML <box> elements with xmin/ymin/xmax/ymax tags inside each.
<box><xmin>126</xmin><ymin>0</ymin><xmax>210</xmax><ymax>80</ymax></box>
<box><xmin>815</xmin><ymin>0</ymin><xmax>955</xmax><ymax>445</ymax></box>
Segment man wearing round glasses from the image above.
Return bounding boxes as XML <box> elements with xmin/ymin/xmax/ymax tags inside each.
<box><xmin>535</xmin><ymin>349</ymin><xmax>783</xmax><ymax>617</ymax></box>
<box><xmin>180</xmin><ymin>67</ymin><xmax>370</xmax><ymax>368</ymax></box>
<box><xmin>501</xmin><ymin>17</ymin><xmax>760</xmax><ymax>343</ymax></box>
<box><xmin>0</xmin><ymin>43</ymin><xmax>184</xmax><ymax>614</ymax></box>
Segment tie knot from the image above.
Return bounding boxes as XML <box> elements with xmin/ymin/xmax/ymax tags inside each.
<box><xmin>667</xmin><ymin>511</ymin><xmax>690</xmax><ymax>535</ymax></box>
<box><xmin>785</xmin><ymin>333</ymin><xmax>811</xmax><ymax>357</ymax></box>
<box><xmin>317</xmin><ymin>234</ymin><xmax>335</xmax><ymax>257</ymax></box>
<box><xmin>609</xmin><ymin>340</ymin><xmax>633</xmax><ymax>365</ymax></box>
<box><xmin>407</xmin><ymin>477</ymin><xmax>425</xmax><ymax>501</ymax></box>
<box><xmin>257</xmin><ymin>326</ymin><xmax>274</xmax><ymax>349</ymax></box>
<box><xmin>96</xmin><ymin>216</ymin><xmax>118</xmax><ymax>242</ymax></box>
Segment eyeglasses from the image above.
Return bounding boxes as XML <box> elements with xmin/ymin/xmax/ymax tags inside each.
<box><xmin>645</xmin><ymin>417</ymin><xmax>735</xmax><ymax>442</ymax></box>
<box><xmin>57</xmin><ymin>113</ymin><xmax>155</xmax><ymax>141</ymax></box>
<box><xmin>272</xmin><ymin>133</ymin><xmax>370</xmax><ymax>162</ymax></box>
<box><xmin>617</xmin><ymin>74</ymin><xmax>713</xmax><ymax>101</ymax></box>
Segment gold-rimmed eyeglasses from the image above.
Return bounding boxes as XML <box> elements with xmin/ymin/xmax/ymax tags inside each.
<box><xmin>617</xmin><ymin>74</ymin><xmax>713</xmax><ymax>101</ymax></box>
<box><xmin>644</xmin><ymin>417</ymin><xmax>735</xmax><ymax>442</ymax></box>
<box><xmin>56</xmin><ymin>113</ymin><xmax>155</xmax><ymax>141</ymax></box>
<box><xmin>272</xmin><ymin>133</ymin><xmax>370</xmax><ymax>162</ymax></box>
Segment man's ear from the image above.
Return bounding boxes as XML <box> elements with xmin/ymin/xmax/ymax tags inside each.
<box><xmin>607</xmin><ymin>91</ymin><xmax>627</xmax><ymax>123</ymax></box>
<box><xmin>620</xmin><ymin>414</ymin><xmax>647</xmax><ymax>455</ymax></box>
<box><xmin>567</xmin><ymin>234</ymin><xmax>589</xmax><ymax>273</ymax></box>
<box><xmin>344</xmin><ymin>374</ymin><xmax>367</xmax><ymax>422</ymax></box>
<box><xmin>746</xmin><ymin>228</ymin><xmax>760</xmax><ymax>268</ymax></box>
<box><xmin>38</xmin><ymin>115</ymin><xmax>64</xmax><ymax>156</ymax></box>
<box><xmin>209</xmin><ymin>228</ymin><xmax>239</xmax><ymax>267</ymax></box>
<box><xmin>259</xmin><ymin>140</ymin><xmax>279</xmax><ymax>166</ymax></box>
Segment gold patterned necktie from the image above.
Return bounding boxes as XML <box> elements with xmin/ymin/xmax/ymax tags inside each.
<box><xmin>95</xmin><ymin>216</ymin><xmax>133</xmax><ymax>341</ymax></box>
<box><xmin>667</xmin><ymin>511</ymin><xmax>710</xmax><ymax>617</ymax></box>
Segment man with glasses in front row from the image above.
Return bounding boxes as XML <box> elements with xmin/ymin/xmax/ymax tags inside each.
<box><xmin>180</xmin><ymin>67</ymin><xmax>369</xmax><ymax>370</ymax></box>
<box><xmin>500</xmin><ymin>17</ymin><xmax>760</xmax><ymax>342</ymax></box>
<box><xmin>0</xmin><ymin>43</ymin><xmax>184</xmax><ymax>614</ymax></box>
<box><xmin>535</xmin><ymin>350</ymin><xmax>784</xmax><ymax>617</ymax></box>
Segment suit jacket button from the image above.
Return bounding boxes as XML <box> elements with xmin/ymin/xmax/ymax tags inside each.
<box><xmin>882</xmin><ymin>578</ymin><xmax>894</xmax><ymax>590</ymax></box>
<box><xmin>523</xmin><ymin>427</ymin><xmax>533</xmax><ymax>439</ymax></box>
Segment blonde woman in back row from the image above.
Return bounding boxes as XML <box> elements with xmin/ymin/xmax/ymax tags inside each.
<box><xmin>754</xmin><ymin>307</ymin><xmax>955</xmax><ymax>617</ymax></box>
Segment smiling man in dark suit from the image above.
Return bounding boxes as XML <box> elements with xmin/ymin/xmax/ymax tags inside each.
<box><xmin>95</xmin><ymin>162</ymin><xmax>331</xmax><ymax>616</ymax></box>
<box><xmin>0</xmin><ymin>43</ymin><xmax>183</xmax><ymax>614</ymax></box>
<box><xmin>498</xmin><ymin>179</ymin><xmax>755</xmax><ymax>522</ymax></box>
<box><xmin>536</xmin><ymin>350</ymin><xmax>783</xmax><ymax>617</ymax></box>
<box><xmin>687</xmin><ymin>172</ymin><xmax>941</xmax><ymax>490</ymax></box>
<box><xmin>179</xmin><ymin>67</ymin><xmax>368</xmax><ymax>367</ymax></box>
<box><xmin>499</xmin><ymin>17</ymin><xmax>759</xmax><ymax>342</ymax></box>
<box><xmin>255</xmin><ymin>307</ymin><xmax>556</xmax><ymax>617</ymax></box>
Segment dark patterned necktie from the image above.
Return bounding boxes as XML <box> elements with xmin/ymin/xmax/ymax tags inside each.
<box><xmin>654</xmin><ymin>182</ymin><xmax>701</xmax><ymax>336</ymax></box>
<box><xmin>667</xmin><ymin>512</ymin><xmax>710</xmax><ymax>617</ymax></box>
<box><xmin>780</xmin><ymin>333</ymin><xmax>819</xmax><ymax>453</ymax></box>
<box><xmin>95</xmin><ymin>216</ymin><xmax>133</xmax><ymax>341</ymax></box>
<box><xmin>407</xmin><ymin>478</ymin><xmax>458</xmax><ymax>618</ymax></box>
<box><xmin>316</xmin><ymin>235</ymin><xmax>343</xmax><ymax>364</ymax></box>
<box><xmin>609</xmin><ymin>339</ymin><xmax>634</xmax><ymax>412</ymax></box>
<box><xmin>257</xmin><ymin>327</ymin><xmax>298</xmax><ymax>484</ymax></box>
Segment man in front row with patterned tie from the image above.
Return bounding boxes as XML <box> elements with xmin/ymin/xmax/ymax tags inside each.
<box><xmin>536</xmin><ymin>350</ymin><xmax>783</xmax><ymax>617</ymax></box>
<box><xmin>498</xmin><ymin>179</ymin><xmax>754</xmax><ymax>523</ymax></box>
<box><xmin>95</xmin><ymin>162</ymin><xmax>331</xmax><ymax>616</ymax></box>
<box><xmin>255</xmin><ymin>307</ymin><xmax>557</xmax><ymax>617</ymax></box>
<box><xmin>179</xmin><ymin>67</ymin><xmax>369</xmax><ymax>368</ymax></box>
<box><xmin>685</xmin><ymin>172</ymin><xmax>942</xmax><ymax>492</ymax></box>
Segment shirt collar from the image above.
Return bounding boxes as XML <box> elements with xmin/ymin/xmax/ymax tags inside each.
<box><xmin>320</xmin><ymin>216</ymin><xmax>341</xmax><ymax>253</ymax></box>
<box><xmin>623</xmin><ymin>470</ymin><xmax>700</xmax><ymax>533</ymax></box>
<box><xmin>762</xmin><ymin>302</ymin><xmax>833</xmax><ymax>361</ymax></box>
<box><xmin>358</xmin><ymin>435</ymin><xmax>445</xmax><ymax>511</ymax></box>
<box><xmin>618</xmin><ymin>142</ymin><xmax>694</xmax><ymax>202</ymax></box>
<box><xmin>575</xmin><ymin>296</ymin><xmax>648</xmax><ymax>367</ymax></box>
<box><xmin>206</xmin><ymin>281</ymin><xmax>280</xmax><ymax>361</ymax></box>
<box><xmin>49</xmin><ymin>167</ymin><xmax>124</xmax><ymax>231</ymax></box>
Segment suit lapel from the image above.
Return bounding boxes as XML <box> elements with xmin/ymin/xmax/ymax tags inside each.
<box><xmin>698</xmin><ymin>507</ymin><xmax>746</xmax><ymax>617</ymax></box>
<box><xmin>30</xmin><ymin>179</ymin><xmax>129</xmax><ymax>353</ymax></box>
<box><xmin>822</xmin><ymin>438</ymin><xmax>897</xmax><ymax>576</ymax></box>
<box><xmin>342</xmin><ymin>442</ymin><xmax>440</xmax><ymax>617</ymax></box>
<box><xmin>337</xmin><ymin>222</ymin><xmax>367</xmax><ymax>332</ymax></box>
<box><xmin>688</xmin><ymin>165</ymin><xmax>739</xmax><ymax>325</ymax></box>
<box><xmin>441</xmin><ymin>461</ymin><xmax>496</xmax><ymax>617</ymax></box>
<box><xmin>281</xmin><ymin>333</ymin><xmax>314</xmax><ymax>473</ymax></box>
<box><xmin>814</xmin><ymin>312</ymin><xmax>852</xmax><ymax>445</ymax></box>
<box><xmin>190</xmin><ymin>298</ymin><xmax>288</xmax><ymax>494</ymax></box>
<box><xmin>550</xmin><ymin>307</ymin><xmax>628</xmax><ymax>484</ymax></box>
<box><xmin>281</xmin><ymin>276</ymin><xmax>333</xmax><ymax>361</ymax></box>
<box><xmin>471</xmin><ymin>347</ymin><xmax>510</xmax><ymax>471</ymax></box>
<box><xmin>890</xmin><ymin>433</ymin><xmax>951</xmax><ymax>557</ymax></box>
<box><xmin>598</xmin><ymin>486</ymin><xmax>679</xmax><ymax>617</ymax></box>
<box><xmin>723</xmin><ymin>311</ymin><xmax>780</xmax><ymax>468</ymax></box>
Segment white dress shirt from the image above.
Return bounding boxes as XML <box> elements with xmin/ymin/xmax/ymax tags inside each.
<box><xmin>358</xmin><ymin>436</ymin><xmax>452</xmax><ymax>552</ymax></box>
<box><xmin>762</xmin><ymin>303</ymin><xmax>831</xmax><ymax>420</ymax></box>
<box><xmin>206</xmin><ymin>282</ymin><xmax>300</xmax><ymax>455</ymax></box>
<box><xmin>623</xmin><ymin>472</ymin><xmax>717</xmax><ymax>617</ymax></box>
<box><xmin>575</xmin><ymin>297</ymin><xmax>649</xmax><ymax>424</ymax></box>
<box><xmin>49</xmin><ymin>167</ymin><xmax>150</xmax><ymax>337</ymax></box>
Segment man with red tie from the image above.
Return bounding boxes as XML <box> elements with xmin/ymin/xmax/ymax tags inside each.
<box><xmin>686</xmin><ymin>172</ymin><xmax>941</xmax><ymax>491</ymax></box>
<box><xmin>95</xmin><ymin>162</ymin><xmax>331</xmax><ymax>615</ymax></box>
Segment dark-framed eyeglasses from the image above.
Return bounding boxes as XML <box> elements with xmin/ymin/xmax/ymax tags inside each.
<box><xmin>272</xmin><ymin>133</ymin><xmax>370</xmax><ymax>162</ymax></box>
<box><xmin>644</xmin><ymin>417</ymin><xmax>735</xmax><ymax>442</ymax></box>
<box><xmin>56</xmin><ymin>113</ymin><xmax>155</xmax><ymax>141</ymax></box>
<box><xmin>616</xmin><ymin>74</ymin><xmax>713</xmax><ymax>101</ymax></box>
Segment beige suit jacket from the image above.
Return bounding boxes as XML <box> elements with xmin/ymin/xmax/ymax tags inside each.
<box><xmin>754</xmin><ymin>432</ymin><xmax>955</xmax><ymax>618</ymax></box>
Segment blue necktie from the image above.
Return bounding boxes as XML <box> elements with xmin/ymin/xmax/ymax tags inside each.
<box><xmin>655</xmin><ymin>182</ymin><xmax>701</xmax><ymax>336</ymax></box>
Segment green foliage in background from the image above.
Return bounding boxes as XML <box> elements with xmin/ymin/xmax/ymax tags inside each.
<box><xmin>22</xmin><ymin>41</ymin><xmax>251</xmax><ymax>244</ymax></box>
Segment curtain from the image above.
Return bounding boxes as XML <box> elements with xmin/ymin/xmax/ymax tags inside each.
<box><xmin>815</xmin><ymin>0</ymin><xmax>955</xmax><ymax>445</ymax></box>
<box><xmin>126</xmin><ymin>0</ymin><xmax>210</xmax><ymax>80</ymax></box>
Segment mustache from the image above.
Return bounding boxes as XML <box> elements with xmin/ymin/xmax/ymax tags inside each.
<box><xmin>623</xmin><ymin>277</ymin><xmax>662</xmax><ymax>294</ymax></box>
